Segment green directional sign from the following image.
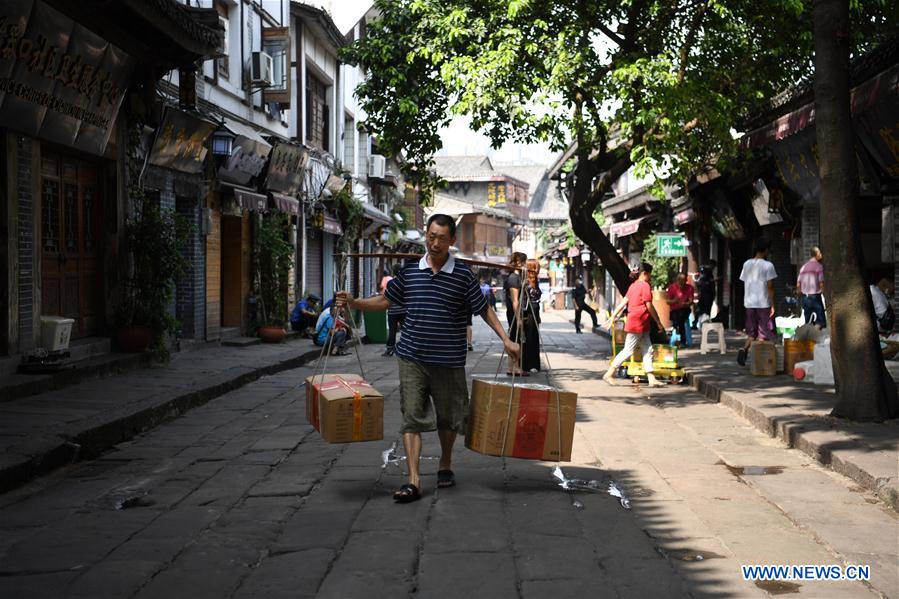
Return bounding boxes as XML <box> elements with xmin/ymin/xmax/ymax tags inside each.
<box><xmin>656</xmin><ymin>233</ymin><xmax>687</xmax><ymax>258</ymax></box>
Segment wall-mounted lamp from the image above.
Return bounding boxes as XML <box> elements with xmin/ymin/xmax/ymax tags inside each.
<box><xmin>210</xmin><ymin>124</ymin><xmax>236</xmax><ymax>157</ymax></box>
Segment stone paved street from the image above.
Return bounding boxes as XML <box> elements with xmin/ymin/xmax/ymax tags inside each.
<box><xmin>0</xmin><ymin>312</ymin><xmax>896</xmax><ymax>598</ymax></box>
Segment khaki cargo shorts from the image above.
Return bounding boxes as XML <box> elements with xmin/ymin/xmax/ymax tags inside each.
<box><xmin>397</xmin><ymin>357</ymin><xmax>468</xmax><ymax>433</ymax></box>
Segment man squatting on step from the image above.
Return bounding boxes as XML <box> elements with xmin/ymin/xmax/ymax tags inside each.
<box><xmin>336</xmin><ymin>214</ymin><xmax>520</xmax><ymax>503</ymax></box>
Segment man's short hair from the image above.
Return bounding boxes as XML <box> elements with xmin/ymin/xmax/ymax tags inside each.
<box><xmin>511</xmin><ymin>251</ymin><xmax>527</xmax><ymax>265</ymax></box>
<box><xmin>753</xmin><ymin>238</ymin><xmax>771</xmax><ymax>255</ymax></box>
<box><xmin>426</xmin><ymin>213</ymin><xmax>456</xmax><ymax>237</ymax></box>
<box><xmin>810</xmin><ymin>246</ymin><xmax>821</xmax><ymax>257</ymax></box>
<box><xmin>640</xmin><ymin>262</ymin><xmax>653</xmax><ymax>274</ymax></box>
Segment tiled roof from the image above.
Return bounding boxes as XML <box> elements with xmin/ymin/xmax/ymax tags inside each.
<box><xmin>146</xmin><ymin>0</ymin><xmax>223</xmax><ymax>48</ymax></box>
<box><xmin>495</xmin><ymin>164</ymin><xmax>547</xmax><ymax>197</ymax></box>
<box><xmin>530</xmin><ymin>186</ymin><xmax>570</xmax><ymax>221</ymax></box>
<box><xmin>433</xmin><ymin>155</ymin><xmax>495</xmax><ymax>180</ymax></box>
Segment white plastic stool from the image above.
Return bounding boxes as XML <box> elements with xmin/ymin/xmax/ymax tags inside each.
<box><xmin>700</xmin><ymin>322</ymin><xmax>726</xmax><ymax>355</ymax></box>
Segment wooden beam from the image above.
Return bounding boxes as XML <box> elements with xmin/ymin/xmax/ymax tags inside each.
<box><xmin>335</xmin><ymin>252</ymin><xmax>523</xmax><ymax>272</ymax></box>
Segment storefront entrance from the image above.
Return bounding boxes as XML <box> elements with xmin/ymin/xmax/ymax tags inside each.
<box><xmin>40</xmin><ymin>152</ymin><xmax>104</xmax><ymax>339</ymax></box>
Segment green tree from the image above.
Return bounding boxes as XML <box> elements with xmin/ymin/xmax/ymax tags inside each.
<box><xmin>344</xmin><ymin>0</ymin><xmax>897</xmax><ymax>418</ymax></box>
<box><xmin>344</xmin><ymin>0</ymin><xmax>815</xmax><ymax>293</ymax></box>
<box><xmin>812</xmin><ymin>0</ymin><xmax>898</xmax><ymax>420</ymax></box>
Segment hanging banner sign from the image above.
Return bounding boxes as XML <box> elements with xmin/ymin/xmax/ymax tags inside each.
<box><xmin>266</xmin><ymin>142</ymin><xmax>308</xmax><ymax>196</ymax></box>
<box><xmin>147</xmin><ymin>106</ymin><xmax>216</xmax><ymax>174</ymax></box>
<box><xmin>0</xmin><ymin>0</ymin><xmax>133</xmax><ymax>155</ymax></box>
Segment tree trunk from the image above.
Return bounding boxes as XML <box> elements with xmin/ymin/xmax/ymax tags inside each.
<box><xmin>569</xmin><ymin>151</ymin><xmax>634</xmax><ymax>295</ymax></box>
<box><xmin>813</xmin><ymin>0</ymin><xmax>899</xmax><ymax>420</ymax></box>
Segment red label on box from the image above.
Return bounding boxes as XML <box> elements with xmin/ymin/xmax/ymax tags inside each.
<box><xmin>513</xmin><ymin>388</ymin><xmax>549</xmax><ymax>459</ymax></box>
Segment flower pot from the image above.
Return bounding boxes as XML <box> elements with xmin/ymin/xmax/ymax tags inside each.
<box><xmin>116</xmin><ymin>325</ymin><xmax>154</xmax><ymax>353</ymax></box>
<box><xmin>258</xmin><ymin>326</ymin><xmax>287</xmax><ymax>343</ymax></box>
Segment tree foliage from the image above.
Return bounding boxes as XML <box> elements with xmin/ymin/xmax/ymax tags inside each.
<box><xmin>344</xmin><ymin>0</ymin><xmax>892</xmax><ymax>289</ymax></box>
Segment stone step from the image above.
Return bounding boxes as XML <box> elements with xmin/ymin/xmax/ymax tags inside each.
<box><xmin>222</xmin><ymin>336</ymin><xmax>262</xmax><ymax>347</ymax></box>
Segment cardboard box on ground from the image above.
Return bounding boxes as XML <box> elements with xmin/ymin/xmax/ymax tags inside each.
<box><xmin>305</xmin><ymin>374</ymin><xmax>384</xmax><ymax>443</ymax></box>
<box><xmin>466</xmin><ymin>378</ymin><xmax>577</xmax><ymax>461</ymax></box>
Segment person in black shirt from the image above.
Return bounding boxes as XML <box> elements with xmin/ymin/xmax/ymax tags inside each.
<box><xmin>696</xmin><ymin>261</ymin><xmax>717</xmax><ymax>326</ymax></box>
<box><xmin>571</xmin><ymin>277</ymin><xmax>598</xmax><ymax>333</ymax></box>
<box><xmin>503</xmin><ymin>252</ymin><xmax>527</xmax><ymax>374</ymax></box>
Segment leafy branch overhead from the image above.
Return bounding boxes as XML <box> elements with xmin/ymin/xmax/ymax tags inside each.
<box><xmin>345</xmin><ymin>0</ymin><xmax>892</xmax><ymax>292</ymax></box>
<box><xmin>345</xmin><ymin>0</ymin><xmax>823</xmax><ymax>186</ymax></box>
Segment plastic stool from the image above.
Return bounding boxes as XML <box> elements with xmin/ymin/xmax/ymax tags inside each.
<box><xmin>701</xmin><ymin>322</ymin><xmax>726</xmax><ymax>355</ymax></box>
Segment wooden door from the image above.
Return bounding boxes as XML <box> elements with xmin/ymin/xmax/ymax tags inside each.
<box><xmin>40</xmin><ymin>153</ymin><xmax>103</xmax><ymax>339</ymax></box>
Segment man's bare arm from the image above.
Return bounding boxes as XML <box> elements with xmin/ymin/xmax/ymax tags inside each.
<box><xmin>337</xmin><ymin>292</ymin><xmax>391</xmax><ymax>312</ymax></box>
<box><xmin>480</xmin><ymin>307</ymin><xmax>520</xmax><ymax>363</ymax></box>
<box><xmin>646</xmin><ymin>302</ymin><xmax>666</xmax><ymax>331</ymax></box>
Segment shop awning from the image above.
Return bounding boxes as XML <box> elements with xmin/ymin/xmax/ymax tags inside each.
<box><xmin>233</xmin><ymin>188</ymin><xmax>267</xmax><ymax>212</ymax></box>
<box><xmin>610</xmin><ymin>217</ymin><xmax>645</xmax><ymax>237</ymax></box>
<box><xmin>675</xmin><ymin>208</ymin><xmax>697</xmax><ymax>225</ymax></box>
<box><xmin>362</xmin><ymin>203</ymin><xmax>392</xmax><ymax>226</ymax></box>
<box><xmin>270</xmin><ymin>192</ymin><xmax>299</xmax><ymax>215</ymax></box>
<box><xmin>322</xmin><ymin>215</ymin><xmax>343</xmax><ymax>235</ymax></box>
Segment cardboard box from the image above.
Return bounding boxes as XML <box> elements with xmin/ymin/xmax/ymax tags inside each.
<box><xmin>750</xmin><ymin>341</ymin><xmax>777</xmax><ymax>376</ymax></box>
<box><xmin>305</xmin><ymin>374</ymin><xmax>383</xmax><ymax>442</ymax></box>
<box><xmin>466</xmin><ymin>378</ymin><xmax>577</xmax><ymax>461</ymax></box>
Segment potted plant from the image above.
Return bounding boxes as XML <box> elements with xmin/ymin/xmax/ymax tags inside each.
<box><xmin>257</xmin><ymin>211</ymin><xmax>294</xmax><ymax>343</ymax></box>
<box><xmin>116</xmin><ymin>191</ymin><xmax>190</xmax><ymax>359</ymax></box>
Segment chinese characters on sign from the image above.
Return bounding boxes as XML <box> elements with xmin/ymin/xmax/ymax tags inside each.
<box><xmin>147</xmin><ymin>107</ymin><xmax>216</xmax><ymax>174</ymax></box>
<box><xmin>0</xmin><ymin>0</ymin><xmax>133</xmax><ymax>154</ymax></box>
<box><xmin>265</xmin><ymin>142</ymin><xmax>308</xmax><ymax>196</ymax></box>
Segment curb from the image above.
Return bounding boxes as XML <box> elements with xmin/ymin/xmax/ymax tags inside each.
<box><xmin>685</xmin><ymin>370</ymin><xmax>899</xmax><ymax>513</ymax></box>
<box><xmin>0</xmin><ymin>342</ymin><xmax>345</xmax><ymax>494</ymax></box>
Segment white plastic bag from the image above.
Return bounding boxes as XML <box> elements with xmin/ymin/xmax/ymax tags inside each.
<box><xmin>812</xmin><ymin>343</ymin><xmax>834</xmax><ymax>386</ymax></box>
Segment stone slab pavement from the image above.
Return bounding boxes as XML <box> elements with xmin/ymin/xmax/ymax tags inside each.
<box><xmin>567</xmin><ymin>310</ymin><xmax>899</xmax><ymax>513</ymax></box>
<box><xmin>0</xmin><ymin>337</ymin><xmax>337</xmax><ymax>493</ymax></box>
<box><xmin>0</xmin><ymin>312</ymin><xmax>896</xmax><ymax>598</ymax></box>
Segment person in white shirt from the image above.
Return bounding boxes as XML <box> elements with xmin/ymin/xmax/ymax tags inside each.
<box><xmin>870</xmin><ymin>277</ymin><xmax>895</xmax><ymax>334</ymax></box>
<box><xmin>737</xmin><ymin>238</ymin><xmax>777</xmax><ymax>366</ymax></box>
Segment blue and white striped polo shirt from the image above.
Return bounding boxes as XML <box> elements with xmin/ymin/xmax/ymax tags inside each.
<box><xmin>384</xmin><ymin>255</ymin><xmax>488</xmax><ymax>367</ymax></box>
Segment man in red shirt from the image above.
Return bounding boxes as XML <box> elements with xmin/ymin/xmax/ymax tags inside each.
<box><xmin>603</xmin><ymin>263</ymin><xmax>667</xmax><ymax>387</ymax></box>
<box><xmin>667</xmin><ymin>273</ymin><xmax>694</xmax><ymax>347</ymax></box>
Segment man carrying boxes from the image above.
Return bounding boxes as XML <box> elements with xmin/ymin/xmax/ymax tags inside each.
<box><xmin>336</xmin><ymin>214</ymin><xmax>520</xmax><ymax>504</ymax></box>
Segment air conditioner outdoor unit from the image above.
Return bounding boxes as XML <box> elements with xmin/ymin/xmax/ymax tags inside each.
<box><xmin>250</xmin><ymin>51</ymin><xmax>274</xmax><ymax>87</ymax></box>
<box><xmin>368</xmin><ymin>154</ymin><xmax>386</xmax><ymax>178</ymax></box>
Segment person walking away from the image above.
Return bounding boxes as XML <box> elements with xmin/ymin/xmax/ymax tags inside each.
<box><xmin>870</xmin><ymin>277</ymin><xmax>895</xmax><ymax>335</ymax></box>
<box><xmin>667</xmin><ymin>273</ymin><xmax>694</xmax><ymax>346</ymax></box>
<box><xmin>737</xmin><ymin>239</ymin><xmax>777</xmax><ymax>366</ymax></box>
<box><xmin>384</xmin><ymin>265</ymin><xmax>406</xmax><ymax>357</ymax></box>
<box><xmin>290</xmin><ymin>294</ymin><xmax>321</xmax><ymax>335</ymax></box>
<box><xmin>313</xmin><ymin>305</ymin><xmax>349</xmax><ymax>356</ymax></box>
<box><xmin>571</xmin><ymin>276</ymin><xmax>598</xmax><ymax>333</ymax></box>
<box><xmin>336</xmin><ymin>214</ymin><xmax>520</xmax><ymax>504</ymax></box>
<box><xmin>480</xmin><ymin>276</ymin><xmax>497</xmax><ymax>311</ymax></box>
<box><xmin>503</xmin><ymin>252</ymin><xmax>527</xmax><ymax>375</ymax></box>
<box><xmin>796</xmin><ymin>247</ymin><xmax>826</xmax><ymax>328</ymax></box>
<box><xmin>603</xmin><ymin>263</ymin><xmax>668</xmax><ymax>387</ymax></box>
<box><xmin>521</xmin><ymin>260</ymin><xmax>543</xmax><ymax>372</ymax></box>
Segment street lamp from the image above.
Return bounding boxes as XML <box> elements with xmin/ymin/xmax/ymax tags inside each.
<box><xmin>210</xmin><ymin>124</ymin><xmax>236</xmax><ymax>157</ymax></box>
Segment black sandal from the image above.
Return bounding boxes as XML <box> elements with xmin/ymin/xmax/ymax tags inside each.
<box><xmin>393</xmin><ymin>483</ymin><xmax>422</xmax><ymax>503</ymax></box>
<box><xmin>437</xmin><ymin>470</ymin><xmax>456</xmax><ymax>489</ymax></box>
